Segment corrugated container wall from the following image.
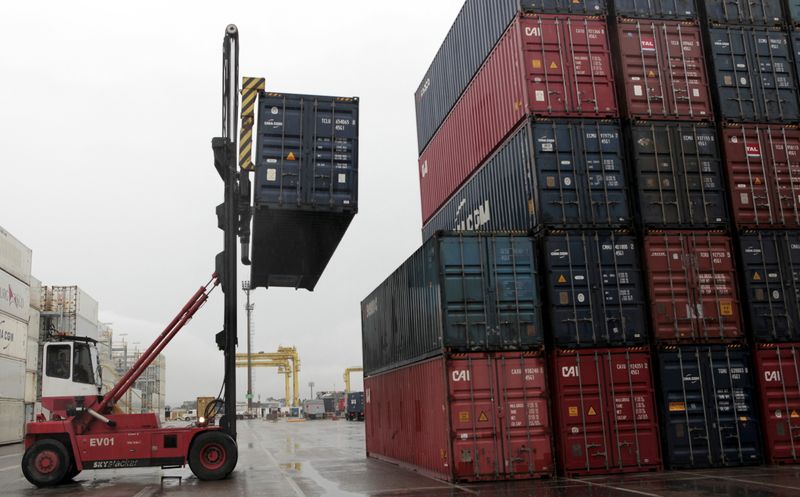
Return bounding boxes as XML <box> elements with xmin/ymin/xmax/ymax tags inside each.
<box><xmin>414</xmin><ymin>0</ymin><xmax>606</xmax><ymax>154</ymax></box>
<box><xmin>708</xmin><ymin>28</ymin><xmax>798</xmax><ymax>123</ymax></box>
<box><xmin>644</xmin><ymin>232</ymin><xmax>742</xmax><ymax>342</ymax></box>
<box><xmin>790</xmin><ymin>2</ymin><xmax>800</xmax><ymax>25</ymax></box>
<box><xmin>739</xmin><ymin>232</ymin><xmax>800</xmax><ymax>342</ymax></box>
<box><xmin>658</xmin><ymin>345</ymin><xmax>762</xmax><ymax>468</ymax></box>
<box><xmin>361</xmin><ymin>234</ymin><xmax>542</xmax><ymax>376</ymax></box>
<box><xmin>0</xmin><ymin>356</ymin><xmax>25</xmax><ymax>400</ymax></box>
<box><xmin>418</xmin><ymin>15</ymin><xmax>617</xmax><ymax>223</ymax></box>
<box><xmin>0</xmin><ymin>226</ymin><xmax>31</xmax><ymax>285</ymax></box>
<box><xmin>29</xmin><ymin>276</ymin><xmax>41</xmax><ymax>310</ymax></box>
<box><xmin>0</xmin><ymin>400</ymin><xmax>24</xmax><ymax>444</ymax></box>
<box><xmin>704</xmin><ymin>0</ymin><xmax>784</xmax><ymax>25</ymax></box>
<box><xmin>754</xmin><ymin>343</ymin><xmax>800</xmax><ymax>464</ymax></box>
<box><xmin>542</xmin><ymin>232</ymin><xmax>648</xmax><ymax>347</ymax></box>
<box><xmin>722</xmin><ymin>125</ymin><xmax>800</xmax><ymax>229</ymax></box>
<box><xmin>365</xmin><ymin>352</ymin><xmax>553</xmax><ymax>482</ymax></box>
<box><xmin>0</xmin><ymin>318</ymin><xmax>27</xmax><ymax>361</ymax></box>
<box><xmin>629</xmin><ymin>122</ymin><xmax>728</xmax><ymax>229</ymax></box>
<box><xmin>0</xmin><ymin>269</ymin><xmax>30</xmax><ymax>322</ymax></box>
<box><xmin>615</xmin><ymin>20</ymin><xmax>712</xmax><ymax>121</ymax></box>
<box><xmin>42</xmin><ymin>286</ymin><xmax>98</xmax><ymax>324</ymax></box>
<box><xmin>252</xmin><ymin>93</ymin><xmax>358</xmax><ymax>291</ymax></box>
<box><xmin>614</xmin><ymin>0</ymin><xmax>697</xmax><ymax>19</ymax></box>
<box><xmin>551</xmin><ymin>348</ymin><xmax>661</xmax><ymax>476</ymax></box>
<box><xmin>422</xmin><ymin>120</ymin><xmax>630</xmax><ymax>239</ymax></box>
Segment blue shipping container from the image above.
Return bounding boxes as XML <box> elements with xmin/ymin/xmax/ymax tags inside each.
<box><xmin>251</xmin><ymin>92</ymin><xmax>358</xmax><ymax>291</ymax></box>
<box><xmin>658</xmin><ymin>345</ymin><xmax>762</xmax><ymax>469</ymax></box>
<box><xmin>414</xmin><ymin>0</ymin><xmax>606</xmax><ymax>154</ymax></box>
<box><xmin>739</xmin><ymin>232</ymin><xmax>800</xmax><ymax>343</ymax></box>
<box><xmin>361</xmin><ymin>233</ymin><xmax>543</xmax><ymax>376</ymax></box>
<box><xmin>543</xmin><ymin>232</ymin><xmax>648</xmax><ymax>347</ymax></box>
<box><xmin>422</xmin><ymin>120</ymin><xmax>630</xmax><ymax>241</ymax></box>
<box><xmin>613</xmin><ymin>0</ymin><xmax>697</xmax><ymax>19</ymax></box>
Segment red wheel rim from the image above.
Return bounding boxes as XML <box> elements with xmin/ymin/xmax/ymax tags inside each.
<box><xmin>200</xmin><ymin>442</ymin><xmax>226</xmax><ymax>471</ymax></box>
<box><xmin>33</xmin><ymin>450</ymin><xmax>59</xmax><ymax>475</ymax></box>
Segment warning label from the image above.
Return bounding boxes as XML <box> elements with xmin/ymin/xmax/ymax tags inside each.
<box><xmin>568</xmin><ymin>406</ymin><xmax>579</xmax><ymax>417</ymax></box>
<box><xmin>459</xmin><ymin>411</ymin><xmax>470</xmax><ymax>423</ymax></box>
<box><xmin>588</xmin><ymin>407</ymin><xmax>597</xmax><ymax>416</ymax></box>
<box><xmin>532</xmin><ymin>59</ymin><xmax>542</xmax><ymax>69</ymax></box>
<box><xmin>669</xmin><ymin>402</ymin><xmax>686</xmax><ymax>412</ymax></box>
<box><xmin>550</xmin><ymin>61</ymin><xmax>558</xmax><ymax>70</ymax></box>
<box><xmin>558</xmin><ymin>275</ymin><xmax>567</xmax><ymax>284</ymax></box>
<box><xmin>478</xmin><ymin>411</ymin><xmax>489</xmax><ymax>422</ymax></box>
<box><xmin>287</xmin><ymin>152</ymin><xmax>297</xmax><ymax>161</ymax></box>
<box><xmin>720</xmin><ymin>301</ymin><xmax>733</xmax><ymax>316</ymax></box>
<box><xmin>753</xmin><ymin>272</ymin><xmax>762</xmax><ymax>281</ymax></box>
<box><xmin>792</xmin><ymin>410</ymin><xmax>799</xmax><ymax>419</ymax></box>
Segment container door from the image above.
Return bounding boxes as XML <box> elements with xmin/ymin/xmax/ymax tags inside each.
<box><xmin>740</xmin><ymin>233</ymin><xmax>800</xmax><ymax>342</ymax></box>
<box><xmin>659</xmin><ymin>347</ymin><xmax>715</xmax><ymax>468</ymax></box>
<box><xmin>704</xmin><ymin>347</ymin><xmax>762</xmax><ymax>466</ymax></box>
<box><xmin>689</xmin><ymin>235</ymin><xmax>740</xmax><ymax>340</ymax></box>
<box><xmin>308</xmin><ymin>100</ymin><xmax>359</xmax><ymax>208</ymax></box>
<box><xmin>535</xmin><ymin>122</ymin><xmax>584</xmax><ymax>226</ymax></box>
<box><xmin>646</xmin><ymin>235</ymin><xmax>698</xmax><ymax>340</ymax></box>
<box><xmin>603</xmin><ymin>350</ymin><xmax>661</xmax><ymax>471</ymax></box>
<box><xmin>493</xmin><ymin>353</ymin><xmax>552</xmax><ymax>478</ymax></box>
<box><xmin>756</xmin><ymin>345</ymin><xmax>800</xmax><ymax>463</ymax></box>
<box><xmin>448</xmin><ymin>355</ymin><xmax>502</xmax><ymax>480</ymax></box>
<box><xmin>553</xmin><ymin>351</ymin><xmax>613</xmax><ymax>474</ymax></box>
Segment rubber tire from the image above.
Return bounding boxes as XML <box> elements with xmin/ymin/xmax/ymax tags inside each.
<box><xmin>21</xmin><ymin>439</ymin><xmax>71</xmax><ymax>487</ymax></box>
<box><xmin>188</xmin><ymin>431</ymin><xmax>238</xmax><ymax>481</ymax></box>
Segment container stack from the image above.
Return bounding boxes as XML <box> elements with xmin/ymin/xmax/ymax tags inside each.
<box><xmin>700</xmin><ymin>0</ymin><xmax>800</xmax><ymax>466</ymax></box>
<box><xmin>0</xmin><ymin>226</ymin><xmax>32</xmax><ymax>445</ymax></box>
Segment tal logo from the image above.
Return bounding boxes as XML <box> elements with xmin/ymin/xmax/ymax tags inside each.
<box><xmin>746</xmin><ymin>144</ymin><xmax>761</xmax><ymax>158</ymax></box>
<box><xmin>640</xmin><ymin>37</ymin><xmax>656</xmax><ymax>52</ymax></box>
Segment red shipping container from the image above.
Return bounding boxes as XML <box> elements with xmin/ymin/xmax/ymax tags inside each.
<box><xmin>723</xmin><ymin>124</ymin><xmax>800</xmax><ymax>229</ymax></box>
<box><xmin>551</xmin><ymin>348</ymin><xmax>661</xmax><ymax>477</ymax></box>
<box><xmin>418</xmin><ymin>14</ymin><xmax>617</xmax><ymax>223</ymax></box>
<box><xmin>616</xmin><ymin>19</ymin><xmax>712</xmax><ymax>121</ymax></box>
<box><xmin>644</xmin><ymin>232</ymin><xmax>742</xmax><ymax>342</ymax></box>
<box><xmin>755</xmin><ymin>343</ymin><xmax>800</xmax><ymax>464</ymax></box>
<box><xmin>364</xmin><ymin>352</ymin><xmax>553</xmax><ymax>482</ymax></box>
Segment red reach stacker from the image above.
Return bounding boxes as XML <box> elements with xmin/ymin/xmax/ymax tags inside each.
<box><xmin>22</xmin><ymin>24</ymin><xmax>247</xmax><ymax>487</ymax></box>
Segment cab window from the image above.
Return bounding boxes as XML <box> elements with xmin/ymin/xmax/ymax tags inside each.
<box><xmin>46</xmin><ymin>344</ymin><xmax>71</xmax><ymax>379</ymax></box>
<box><xmin>73</xmin><ymin>343</ymin><xmax>95</xmax><ymax>385</ymax></box>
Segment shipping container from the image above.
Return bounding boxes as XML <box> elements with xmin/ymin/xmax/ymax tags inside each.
<box><xmin>616</xmin><ymin>20</ymin><xmax>712</xmax><ymax>121</ymax></box>
<box><xmin>644</xmin><ymin>232</ymin><xmax>742</xmax><ymax>342</ymax></box>
<box><xmin>754</xmin><ymin>343</ymin><xmax>800</xmax><ymax>464</ymax></box>
<box><xmin>29</xmin><ymin>276</ymin><xmax>40</xmax><ymax>310</ymax></box>
<box><xmin>24</xmin><ymin>370</ymin><xmax>35</xmax><ymax>403</ymax></box>
<box><xmin>0</xmin><ymin>225</ymin><xmax>31</xmax><ymax>286</ymax></box>
<box><xmin>346</xmin><ymin>392</ymin><xmax>364</xmax><ymax>421</ymax></box>
<box><xmin>708</xmin><ymin>27</ymin><xmax>798</xmax><ymax>123</ymax></box>
<box><xmin>303</xmin><ymin>399</ymin><xmax>325</xmax><ymax>420</ymax></box>
<box><xmin>27</xmin><ymin>309</ymin><xmax>39</xmax><ymax>339</ymax></box>
<box><xmin>629</xmin><ymin>122</ymin><xmax>728</xmax><ymax>229</ymax></box>
<box><xmin>739</xmin><ymin>232</ymin><xmax>800</xmax><ymax>342</ymax></box>
<box><xmin>365</xmin><ymin>351</ymin><xmax>553</xmax><ymax>482</ymax></box>
<box><xmin>418</xmin><ymin>15</ymin><xmax>617</xmax><ymax>223</ymax></box>
<box><xmin>0</xmin><ymin>269</ymin><xmax>29</xmax><ymax>322</ymax></box>
<box><xmin>25</xmin><ymin>337</ymin><xmax>38</xmax><ymax>373</ymax></box>
<box><xmin>542</xmin><ymin>232</ymin><xmax>648</xmax><ymax>347</ymax></box>
<box><xmin>362</xmin><ymin>233</ymin><xmax>542</xmax><ymax>376</ymax></box>
<box><xmin>422</xmin><ymin>119</ymin><xmax>630</xmax><ymax>236</ymax></box>
<box><xmin>252</xmin><ymin>92</ymin><xmax>358</xmax><ymax>291</ymax></box>
<box><xmin>704</xmin><ymin>0</ymin><xmax>784</xmax><ymax>25</ymax></box>
<box><xmin>0</xmin><ymin>355</ymin><xmax>25</xmax><ymax>400</ymax></box>
<box><xmin>614</xmin><ymin>0</ymin><xmax>697</xmax><ymax>19</ymax></box>
<box><xmin>551</xmin><ymin>348</ymin><xmax>661</xmax><ymax>476</ymax></box>
<box><xmin>0</xmin><ymin>399</ymin><xmax>24</xmax><ymax>444</ymax></box>
<box><xmin>658</xmin><ymin>345</ymin><xmax>762</xmax><ymax>468</ymax></box>
<box><xmin>791</xmin><ymin>2</ymin><xmax>800</xmax><ymax>25</ymax></box>
<box><xmin>414</xmin><ymin>0</ymin><xmax>606</xmax><ymax>154</ymax></box>
<box><xmin>41</xmin><ymin>286</ymin><xmax>98</xmax><ymax>324</ymax></box>
<box><xmin>722</xmin><ymin>124</ymin><xmax>800</xmax><ymax>229</ymax></box>
<box><xmin>0</xmin><ymin>317</ymin><xmax>27</xmax><ymax>361</ymax></box>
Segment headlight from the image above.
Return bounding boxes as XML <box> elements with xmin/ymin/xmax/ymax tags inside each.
<box><xmin>198</xmin><ymin>416</ymin><xmax>207</xmax><ymax>427</ymax></box>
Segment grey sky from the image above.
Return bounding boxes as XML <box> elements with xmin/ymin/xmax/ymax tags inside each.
<box><xmin>1</xmin><ymin>0</ymin><xmax>464</xmax><ymax>405</ymax></box>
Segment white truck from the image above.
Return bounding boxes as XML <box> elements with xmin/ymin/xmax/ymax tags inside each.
<box><xmin>303</xmin><ymin>399</ymin><xmax>325</xmax><ymax>420</ymax></box>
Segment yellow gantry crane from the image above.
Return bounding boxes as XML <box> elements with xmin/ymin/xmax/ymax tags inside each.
<box><xmin>343</xmin><ymin>367</ymin><xmax>363</xmax><ymax>394</ymax></box>
<box><xmin>235</xmin><ymin>346</ymin><xmax>301</xmax><ymax>407</ymax></box>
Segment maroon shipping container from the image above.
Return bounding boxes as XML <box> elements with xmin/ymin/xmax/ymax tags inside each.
<box><xmin>364</xmin><ymin>352</ymin><xmax>553</xmax><ymax>482</ymax></box>
<box><xmin>723</xmin><ymin>125</ymin><xmax>800</xmax><ymax>229</ymax></box>
<box><xmin>616</xmin><ymin>19</ymin><xmax>712</xmax><ymax>121</ymax></box>
<box><xmin>644</xmin><ymin>232</ymin><xmax>742</xmax><ymax>342</ymax></box>
<box><xmin>418</xmin><ymin>14</ymin><xmax>617</xmax><ymax>223</ymax></box>
<box><xmin>551</xmin><ymin>348</ymin><xmax>661</xmax><ymax>477</ymax></box>
<box><xmin>755</xmin><ymin>343</ymin><xmax>800</xmax><ymax>464</ymax></box>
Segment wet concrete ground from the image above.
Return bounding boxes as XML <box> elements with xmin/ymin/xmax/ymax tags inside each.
<box><xmin>1</xmin><ymin>419</ymin><xmax>799</xmax><ymax>496</ymax></box>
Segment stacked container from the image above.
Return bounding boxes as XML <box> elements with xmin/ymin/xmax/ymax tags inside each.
<box><xmin>699</xmin><ymin>0</ymin><xmax>800</xmax><ymax>466</ymax></box>
<box><xmin>0</xmin><ymin>226</ymin><xmax>32</xmax><ymax>445</ymax></box>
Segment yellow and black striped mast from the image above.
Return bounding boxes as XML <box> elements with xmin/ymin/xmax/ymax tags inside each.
<box><xmin>239</xmin><ymin>76</ymin><xmax>265</xmax><ymax>171</ymax></box>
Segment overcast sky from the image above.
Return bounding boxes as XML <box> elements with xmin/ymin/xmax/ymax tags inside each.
<box><xmin>1</xmin><ymin>0</ymin><xmax>464</xmax><ymax>406</ymax></box>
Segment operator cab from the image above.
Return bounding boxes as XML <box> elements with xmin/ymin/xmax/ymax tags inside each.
<box><xmin>41</xmin><ymin>338</ymin><xmax>103</xmax><ymax>416</ymax></box>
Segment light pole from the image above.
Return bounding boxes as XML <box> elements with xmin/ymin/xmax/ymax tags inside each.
<box><xmin>242</xmin><ymin>281</ymin><xmax>254</xmax><ymax>414</ymax></box>
<box><xmin>308</xmin><ymin>381</ymin><xmax>315</xmax><ymax>400</ymax></box>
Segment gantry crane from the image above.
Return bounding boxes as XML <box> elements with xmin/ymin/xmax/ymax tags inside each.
<box><xmin>343</xmin><ymin>367</ymin><xmax>363</xmax><ymax>394</ymax></box>
<box><xmin>234</xmin><ymin>358</ymin><xmax>293</xmax><ymax>409</ymax></box>
<box><xmin>235</xmin><ymin>346</ymin><xmax>300</xmax><ymax>407</ymax></box>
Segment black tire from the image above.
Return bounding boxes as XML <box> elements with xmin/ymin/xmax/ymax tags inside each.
<box><xmin>188</xmin><ymin>431</ymin><xmax>238</xmax><ymax>481</ymax></box>
<box><xmin>21</xmin><ymin>439</ymin><xmax>71</xmax><ymax>487</ymax></box>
